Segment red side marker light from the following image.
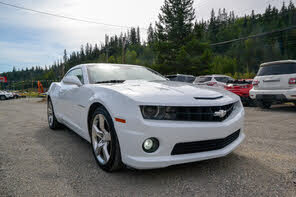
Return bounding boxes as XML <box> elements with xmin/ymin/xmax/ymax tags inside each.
<box><xmin>115</xmin><ymin>118</ymin><xmax>126</xmax><ymax>123</ymax></box>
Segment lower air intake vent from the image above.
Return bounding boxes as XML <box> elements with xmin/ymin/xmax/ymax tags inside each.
<box><xmin>171</xmin><ymin>130</ymin><xmax>240</xmax><ymax>155</ymax></box>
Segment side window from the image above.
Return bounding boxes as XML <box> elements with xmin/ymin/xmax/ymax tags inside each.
<box><xmin>215</xmin><ymin>77</ymin><xmax>229</xmax><ymax>83</ymax></box>
<box><xmin>66</xmin><ymin>69</ymin><xmax>84</xmax><ymax>84</ymax></box>
<box><xmin>186</xmin><ymin>77</ymin><xmax>196</xmax><ymax>83</ymax></box>
<box><xmin>178</xmin><ymin>76</ymin><xmax>186</xmax><ymax>82</ymax></box>
<box><xmin>167</xmin><ymin>76</ymin><xmax>178</xmax><ymax>81</ymax></box>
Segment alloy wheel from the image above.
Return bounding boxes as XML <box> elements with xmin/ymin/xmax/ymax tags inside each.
<box><xmin>92</xmin><ymin>114</ymin><xmax>112</xmax><ymax>165</ymax></box>
<box><xmin>47</xmin><ymin>101</ymin><xmax>54</xmax><ymax>126</ymax></box>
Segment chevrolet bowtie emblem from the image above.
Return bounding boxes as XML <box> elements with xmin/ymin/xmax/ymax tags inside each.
<box><xmin>214</xmin><ymin>110</ymin><xmax>227</xmax><ymax>118</ymax></box>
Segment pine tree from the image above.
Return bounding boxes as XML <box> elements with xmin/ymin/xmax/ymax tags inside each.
<box><xmin>80</xmin><ymin>45</ymin><xmax>85</xmax><ymax>61</ymax></box>
<box><xmin>137</xmin><ymin>27</ymin><xmax>141</xmax><ymax>44</ymax></box>
<box><xmin>209</xmin><ymin>9</ymin><xmax>218</xmax><ymax>41</ymax></box>
<box><xmin>63</xmin><ymin>49</ymin><xmax>68</xmax><ymax>63</ymax></box>
<box><xmin>147</xmin><ymin>23</ymin><xmax>155</xmax><ymax>45</ymax></box>
<box><xmin>130</xmin><ymin>27</ymin><xmax>137</xmax><ymax>45</ymax></box>
<box><xmin>156</xmin><ymin>0</ymin><xmax>195</xmax><ymax>46</ymax></box>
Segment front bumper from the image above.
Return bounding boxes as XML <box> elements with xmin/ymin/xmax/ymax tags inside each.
<box><xmin>115</xmin><ymin>106</ymin><xmax>245</xmax><ymax>169</ymax></box>
<box><xmin>250</xmin><ymin>88</ymin><xmax>296</xmax><ymax>101</ymax></box>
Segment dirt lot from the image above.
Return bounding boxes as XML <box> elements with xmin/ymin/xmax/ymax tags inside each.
<box><xmin>0</xmin><ymin>98</ymin><xmax>295</xmax><ymax>197</ymax></box>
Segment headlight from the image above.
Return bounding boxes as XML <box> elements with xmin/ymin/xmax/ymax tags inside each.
<box><xmin>233</xmin><ymin>100</ymin><xmax>243</xmax><ymax>111</ymax></box>
<box><xmin>140</xmin><ymin>106</ymin><xmax>177</xmax><ymax>120</ymax></box>
<box><xmin>140</xmin><ymin>106</ymin><xmax>166</xmax><ymax>119</ymax></box>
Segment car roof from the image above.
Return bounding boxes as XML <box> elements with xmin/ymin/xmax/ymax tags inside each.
<box><xmin>260</xmin><ymin>60</ymin><xmax>296</xmax><ymax>67</ymax></box>
<box><xmin>166</xmin><ymin>74</ymin><xmax>195</xmax><ymax>77</ymax></box>
<box><xmin>199</xmin><ymin>75</ymin><xmax>231</xmax><ymax>78</ymax></box>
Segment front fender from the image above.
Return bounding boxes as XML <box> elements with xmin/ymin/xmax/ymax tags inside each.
<box><xmin>87</xmin><ymin>89</ymin><xmax>139</xmax><ymax>122</ymax></box>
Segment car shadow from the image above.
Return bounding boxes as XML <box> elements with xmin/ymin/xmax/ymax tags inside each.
<box><xmin>247</xmin><ymin>103</ymin><xmax>296</xmax><ymax>113</ymax></box>
<box><xmin>34</xmin><ymin>126</ymin><xmax>294</xmax><ymax>196</ymax></box>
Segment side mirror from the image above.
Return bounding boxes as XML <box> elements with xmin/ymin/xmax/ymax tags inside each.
<box><xmin>62</xmin><ymin>76</ymin><xmax>82</xmax><ymax>86</ymax></box>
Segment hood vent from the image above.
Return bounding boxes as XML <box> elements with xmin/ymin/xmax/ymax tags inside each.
<box><xmin>194</xmin><ymin>96</ymin><xmax>223</xmax><ymax>100</ymax></box>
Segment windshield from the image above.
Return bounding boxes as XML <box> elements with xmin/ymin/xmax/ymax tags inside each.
<box><xmin>214</xmin><ymin>77</ymin><xmax>233</xmax><ymax>83</ymax></box>
<box><xmin>194</xmin><ymin>77</ymin><xmax>212</xmax><ymax>83</ymax></box>
<box><xmin>257</xmin><ymin>63</ymin><xmax>296</xmax><ymax>76</ymax></box>
<box><xmin>87</xmin><ymin>65</ymin><xmax>166</xmax><ymax>84</ymax></box>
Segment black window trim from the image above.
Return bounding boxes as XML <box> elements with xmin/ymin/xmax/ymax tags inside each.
<box><xmin>64</xmin><ymin>68</ymin><xmax>84</xmax><ymax>84</ymax></box>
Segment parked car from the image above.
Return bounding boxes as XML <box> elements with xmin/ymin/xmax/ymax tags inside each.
<box><xmin>166</xmin><ymin>74</ymin><xmax>196</xmax><ymax>83</ymax></box>
<box><xmin>194</xmin><ymin>75</ymin><xmax>234</xmax><ymax>88</ymax></box>
<box><xmin>250</xmin><ymin>60</ymin><xmax>296</xmax><ymax>108</ymax></box>
<box><xmin>47</xmin><ymin>63</ymin><xmax>245</xmax><ymax>172</ymax></box>
<box><xmin>15</xmin><ymin>92</ymin><xmax>27</xmax><ymax>98</ymax></box>
<box><xmin>1</xmin><ymin>91</ymin><xmax>14</xmax><ymax>99</ymax></box>
<box><xmin>0</xmin><ymin>91</ymin><xmax>10</xmax><ymax>100</ymax></box>
<box><xmin>225</xmin><ymin>79</ymin><xmax>255</xmax><ymax>106</ymax></box>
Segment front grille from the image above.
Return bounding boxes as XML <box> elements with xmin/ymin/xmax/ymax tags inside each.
<box><xmin>171</xmin><ymin>130</ymin><xmax>240</xmax><ymax>155</ymax></box>
<box><xmin>172</xmin><ymin>103</ymin><xmax>235</xmax><ymax>122</ymax></box>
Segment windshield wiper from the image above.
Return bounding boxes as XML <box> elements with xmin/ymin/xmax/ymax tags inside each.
<box><xmin>95</xmin><ymin>80</ymin><xmax>125</xmax><ymax>84</ymax></box>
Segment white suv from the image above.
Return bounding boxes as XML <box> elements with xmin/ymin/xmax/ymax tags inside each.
<box><xmin>250</xmin><ymin>60</ymin><xmax>296</xmax><ymax>108</ymax></box>
<box><xmin>0</xmin><ymin>91</ymin><xmax>10</xmax><ymax>100</ymax></box>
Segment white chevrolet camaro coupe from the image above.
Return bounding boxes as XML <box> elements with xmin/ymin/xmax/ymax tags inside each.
<box><xmin>47</xmin><ymin>63</ymin><xmax>245</xmax><ymax>172</ymax></box>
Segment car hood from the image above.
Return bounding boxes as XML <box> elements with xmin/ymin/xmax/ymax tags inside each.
<box><xmin>96</xmin><ymin>80</ymin><xmax>238</xmax><ymax>106</ymax></box>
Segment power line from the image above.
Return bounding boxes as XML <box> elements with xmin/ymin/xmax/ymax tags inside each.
<box><xmin>210</xmin><ymin>25</ymin><xmax>296</xmax><ymax>46</ymax></box>
<box><xmin>0</xmin><ymin>1</ymin><xmax>148</xmax><ymax>31</ymax></box>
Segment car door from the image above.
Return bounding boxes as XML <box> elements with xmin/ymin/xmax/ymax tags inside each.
<box><xmin>59</xmin><ymin>68</ymin><xmax>86</xmax><ymax>133</ymax></box>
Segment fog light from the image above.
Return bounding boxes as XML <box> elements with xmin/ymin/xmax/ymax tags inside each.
<box><xmin>142</xmin><ymin>138</ymin><xmax>159</xmax><ymax>153</ymax></box>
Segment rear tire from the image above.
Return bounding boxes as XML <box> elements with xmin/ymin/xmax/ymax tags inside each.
<box><xmin>0</xmin><ymin>95</ymin><xmax>6</xmax><ymax>100</ymax></box>
<box><xmin>47</xmin><ymin>98</ymin><xmax>62</xmax><ymax>130</ymax></box>
<box><xmin>247</xmin><ymin>98</ymin><xmax>256</xmax><ymax>107</ymax></box>
<box><xmin>90</xmin><ymin>106</ymin><xmax>123</xmax><ymax>172</ymax></box>
<box><xmin>257</xmin><ymin>101</ymin><xmax>271</xmax><ymax>109</ymax></box>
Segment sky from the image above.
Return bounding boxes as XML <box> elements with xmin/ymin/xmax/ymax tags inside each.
<box><xmin>0</xmin><ymin>0</ymin><xmax>292</xmax><ymax>73</ymax></box>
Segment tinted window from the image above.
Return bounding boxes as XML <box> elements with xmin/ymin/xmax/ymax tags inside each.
<box><xmin>66</xmin><ymin>69</ymin><xmax>84</xmax><ymax>84</ymax></box>
<box><xmin>167</xmin><ymin>76</ymin><xmax>178</xmax><ymax>81</ymax></box>
<box><xmin>185</xmin><ymin>76</ymin><xmax>196</xmax><ymax>83</ymax></box>
<box><xmin>215</xmin><ymin>77</ymin><xmax>231</xmax><ymax>83</ymax></box>
<box><xmin>195</xmin><ymin>77</ymin><xmax>212</xmax><ymax>83</ymax></box>
<box><xmin>177</xmin><ymin>76</ymin><xmax>186</xmax><ymax>82</ymax></box>
<box><xmin>257</xmin><ymin>63</ymin><xmax>296</xmax><ymax>76</ymax></box>
<box><xmin>167</xmin><ymin>76</ymin><xmax>195</xmax><ymax>83</ymax></box>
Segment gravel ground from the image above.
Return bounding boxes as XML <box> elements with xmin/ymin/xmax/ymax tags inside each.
<box><xmin>0</xmin><ymin>98</ymin><xmax>295</xmax><ymax>197</ymax></box>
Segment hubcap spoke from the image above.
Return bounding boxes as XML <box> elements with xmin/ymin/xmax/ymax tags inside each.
<box><xmin>98</xmin><ymin>114</ymin><xmax>107</xmax><ymax>132</ymax></box>
<box><xmin>103</xmin><ymin>132</ymin><xmax>111</xmax><ymax>142</ymax></box>
<box><xmin>92</xmin><ymin>125</ymin><xmax>103</xmax><ymax>138</ymax></box>
<box><xmin>102</xmin><ymin>143</ymin><xmax>110</xmax><ymax>161</ymax></box>
<box><xmin>95</xmin><ymin>141</ymin><xmax>104</xmax><ymax>155</ymax></box>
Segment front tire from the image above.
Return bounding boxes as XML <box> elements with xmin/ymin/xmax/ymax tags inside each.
<box><xmin>0</xmin><ymin>95</ymin><xmax>6</xmax><ymax>100</ymax></box>
<box><xmin>47</xmin><ymin>98</ymin><xmax>62</xmax><ymax>130</ymax></box>
<box><xmin>257</xmin><ymin>100</ymin><xmax>271</xmax><ymax>109</ymax></box>
<box><xmin>90</xmin><ymin>107</ymin><xmax>123</xmax><ymax>172</ymax></box>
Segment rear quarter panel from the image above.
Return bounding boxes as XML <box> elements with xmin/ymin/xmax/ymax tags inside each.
<box><xmin>48</xmin><ymin>82</ymin><xmax>62</xmax><ymax>118</ymax></box>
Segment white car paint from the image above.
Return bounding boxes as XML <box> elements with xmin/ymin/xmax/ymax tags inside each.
<box><xmin>48</xmin><ymin>64</ymin><xmax>245</xmax><ymax>169</ymax></box>
<box><xmin>194</xmin><ymin>75</ymin><xmax>234</xmax><ymax>89</ymax></box>
<box><xmin>0</xmin><ymin>91</ymin><xmax>12</xmax><ymax>99</ymax></box>
<box><xmin>250</xmin><ymin>60</ymin><xmax>296</xmax><ymax>103</ymax></box>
